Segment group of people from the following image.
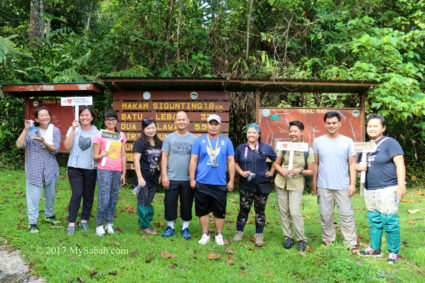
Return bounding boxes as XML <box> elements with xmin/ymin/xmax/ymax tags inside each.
<box><xmin>16</xmin><ymin>108</ymin><xmax>406</xmax><ymax>265</ymax></box>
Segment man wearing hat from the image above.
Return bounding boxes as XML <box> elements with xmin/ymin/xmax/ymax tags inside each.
<box><xmin>189</xmin><ymin>114</ymin><xmax>235</xmax><ymax>245</ymax></box>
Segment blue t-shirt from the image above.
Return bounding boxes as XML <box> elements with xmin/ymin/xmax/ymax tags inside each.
<box><xmin>191</xmin><ymin>134</ymin><xmax>234</xmax><ymax>186</ymax></box>
<box><xmin>357</xmin><ymin>136</ymin><xmax>404</xmax><ymax>190</ymax></box>
<box><xmin>234</xmin><ymin>142</ymin><xmax>276</xmax><ymax>190</ymax></box>
<box><xmin>313</xmin><ymin>135</ymin><xmax>356</xmax><ymax>190</ymax></box>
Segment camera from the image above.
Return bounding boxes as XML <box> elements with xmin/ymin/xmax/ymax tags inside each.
<box><xmin>247</xmin><ymin>172</ymin><xmax>256</xmax><ymax>183</ymax></box>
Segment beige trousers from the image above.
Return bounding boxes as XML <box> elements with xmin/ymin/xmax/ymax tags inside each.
<box><xmin>276</xmin><ymin>186</ymin><xmax>307</xmax><ymax>241</ymax></box>
<box><xmin>317</xmin><ymin>188</ymin><xmax>357</xmax><ymax>246</ymax></box>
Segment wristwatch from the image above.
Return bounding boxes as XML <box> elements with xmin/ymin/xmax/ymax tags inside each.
<box><xmin>299</xmin><ymin>168</ymin><xmax>304</xmax><ymax>175</ymax></box>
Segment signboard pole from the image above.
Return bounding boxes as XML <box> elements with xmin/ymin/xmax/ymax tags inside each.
<box><xmin>74</xmin><ymin>105</ymin><xmax>79</xmax><ymax>121</ymax></box>
<box><xmin>354</xmin><ymin>142</ymin><xmax>377</xmax><ymax>196</ymax></box>
<box><xmin>287</xmin><ymin>151</ymin><xmax>295</xmax><ymax>170</ymax></box>
<box><xmin>359</xmin><ymin>153</ymin><xmax>367</xmax><ymax>196</ymax></box>
<box><xmin>102</xmin><ymin>141</ymin><xmax>111</xmax><ymax>167</ymax></box>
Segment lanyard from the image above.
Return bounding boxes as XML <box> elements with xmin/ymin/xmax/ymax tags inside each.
<box><xmin>244</xmin><ymin>142</ymin><xmax>259</xmax><ymax>173</ymax></box>
<box><xmin>366</xmin><ymin>137</ymin><xmax>388</xmax><ymax>159</ymax></box>
<box><xmin>244</xmin><ymin>142</ymin><xmax>259</xmax><ymax>158</ymax></box>
<box><xmin>207</xmin><ymin>135</ymin><xmax>219</xmax><ymax>156</ymax></box>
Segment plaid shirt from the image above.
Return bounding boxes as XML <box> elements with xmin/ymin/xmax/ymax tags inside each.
<box><xmin>24</xmin><ymin>125</ymin><xmax>61</xmax><ymax>186</ymax></box>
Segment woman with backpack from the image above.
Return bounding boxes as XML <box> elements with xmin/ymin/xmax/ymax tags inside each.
<box><xmin>356</xmin><ymin>114</ymin><xmax>405</xmax><ymax>264</ymax></box>
<box><xmin>232</xmin><ymin>124</ymin><xmax>276</xmax><ymax>246</ymax></box>
<box><xmin>273</xmin><ymin>120</ymin><xmax>314</xmax><ymax>251</ymax></box>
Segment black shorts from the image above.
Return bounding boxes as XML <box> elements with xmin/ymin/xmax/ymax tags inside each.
<box><xmin>194</xmin><ymin>182</ymin><xmax>227</xmax><ymax>218</ymax></box>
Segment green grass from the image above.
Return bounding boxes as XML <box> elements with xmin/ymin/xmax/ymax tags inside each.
<box><xmin>0</xmin><ymin>168</ymin><xmax>424</xmax><ymax>282</ymax></box>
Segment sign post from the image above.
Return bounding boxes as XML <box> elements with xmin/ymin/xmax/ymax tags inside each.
<box><xmin>353</xmin><ymin>142</ymin><xmax>377</xmax><ymax>196</ymax></box>
<box><xmin>60</xmin><ymin>97</ymin><xmax>93</xmax><ymax>121</ymax></box>
<box><xmin>99</xmin><ymin>129</ymin><xmax>122</xmax><ymax>166</ymax></box>
<box><xmin>276</xmin><ymin>141</ymin><xmax>309</xmax><ymax>177</ymax></box>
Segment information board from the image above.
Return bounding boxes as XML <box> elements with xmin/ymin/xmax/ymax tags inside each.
<box><xmin>258</xmin><ymin>108</ymin><xmax>365</xmax><ymax>149</ymax></box>
<box><xmin>113</xmin><ymin>90</ymin><xmax>230</xmax><ymax>169</ymax></box>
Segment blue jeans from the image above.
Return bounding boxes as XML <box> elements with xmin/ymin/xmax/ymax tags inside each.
<box><xmin>26</xmin><ymin>173</ymin><xmax>59</xmax><ymax>225</ymax></box>
<box><xmin>96</xmin><ymin>169</ymin><xmax>121</xmax><ymax>226</ymax></box>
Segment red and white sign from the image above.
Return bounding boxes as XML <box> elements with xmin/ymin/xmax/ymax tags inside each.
<box><xmin>276</xmin><ymin>142</ymin><xmax>308</xmax><ymax>152</ymax></box>
<box><xmin>61</xmin><ymin>97</ymin><xmax>93</xmax><ymax>106</ymax></box>
<box><xmin>61</xmin><ymin>96</ymin><xmax>93</xmax><ymax>120</ymax></box>
<box><xmin>276</xmin><ymin>141</ymin><xmax>309</xmax><ymax>171</ymax></box>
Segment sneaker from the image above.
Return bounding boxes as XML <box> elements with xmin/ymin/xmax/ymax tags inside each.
<box><xmin>95</xmin><ymin>225</ymin><xmax>105</xmax><ymax>236</ymax></box>
<box><xmin>254</xmin><ymin>233</ymin><xmax>264</xmax><ymax>246</ymax></box>
<box><xmin>181</xmin><ymin>228</ymin><xmax>191</xmax><ymax>240</ymax></box>
<box><xmin>359</xmin><ymin>247</ymin><xmax>382</xmax><ymax>258</ymax></box>
<box><xmin>162</xmin><ymin>226</ymin><xmax>175</xmax><ymax>237</ymax></box>
<box><xmin>105</xmin><ymin>223</ymin><xmax>114</xmax><ymax>234</ymax></box>
<box><xmin>28</xmin><ymin>224</ymin><xmax>40</xmax><ymax>234</ymax></box>
<box><xmin>215</xmin><ymin>233</ymin><xmax>224</xmax><ymax>246</ymax></box>
<box><xmin>142</xmin><ymin>227</ymin><xmax>158</xmax><ymax>236</ymax></box>
<box><xmin>387</xmin><ymin>252</ymin><xmax>399</xmax><ymax>264</ymax></box>
<box><xmin>67</xmin><ymin>225</ymin><xmax>75</xmax><ymax>235</ymax></box>
<box><xmin>283</xmin><ymin>237</ymin><xmax>294</xmax><ymax>249</ymax></box>
<box><xmin>297</xmin><ymin>240</ymin><xmax>307</xmax><ymax>251</ymax></box>
<box><xmin>233</xmin><ymin>231</ymin><xmax>243</xmax><ymax>242</ymax></box>
<box><xmin>45</xmin><ymin>216</ymin><xmax>61</xmax><ymax>226</ymax></box>
<box><xmin>198</xmin><ymin>233</ymin><xmax>210</xmax><ymax>245</ymax></box>
<box><xmin>79</xmin><ymin>222</ymin><xmax>89</xmax><ymax>231</ymax></box>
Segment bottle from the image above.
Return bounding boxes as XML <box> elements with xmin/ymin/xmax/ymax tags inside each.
<box><xmin>132</xmin><ymin>185</ymin><xmax>142</xmax><ymax>195</ymax></box>
<box><xmin>28</xmin><ymin>120</ymin><xmax>36</xmax><ymax>139</ymax></box>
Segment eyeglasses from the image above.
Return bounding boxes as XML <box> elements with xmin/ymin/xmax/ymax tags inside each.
<box><xmin>105</xmin><ymin>118</ymin><xmax>117</xmax><ymax>122</ymax></box>
<box><xmin>143</xmin><ymin>118</ymin><xmax>154</xmax><ymax>123</ymax></box>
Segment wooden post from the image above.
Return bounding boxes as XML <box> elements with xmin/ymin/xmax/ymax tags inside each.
<box><xmin>255</xmin><ymin>88</ymin><xmax>260</xmax><ymax>123</ymax></box>
<box><xmin>360</xmin><ymin>91</ymin><xmax>367</xmax><ymax>141</ymax></box>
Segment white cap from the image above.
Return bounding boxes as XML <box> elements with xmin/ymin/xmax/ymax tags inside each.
<box><xmin>207</xmin><ymin>114</ymin><xmax>221</xmax><ymax>124</ymax></box>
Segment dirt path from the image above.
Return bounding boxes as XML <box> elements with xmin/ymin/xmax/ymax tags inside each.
<box><xmin>0</xmin><ymin>243</ymin><xmax>45</xmax><ymax>283</ymax></box>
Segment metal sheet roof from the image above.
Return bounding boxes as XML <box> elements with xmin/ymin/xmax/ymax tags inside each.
<box><xmin>1</xmin><ymin>82</ymin><xmax>104</xmax><ymax>96</ymax></box>
<box><xmin>100</xmin><ymin>78</ymin><xmax>378</xmax><ymax>93</ymax></box>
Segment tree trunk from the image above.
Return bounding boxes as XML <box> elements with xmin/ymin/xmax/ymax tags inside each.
<box><xmin>176</xmin><ymin>0</ymin><xmax>182</xmax><ymax>60</ymax></box>
<box><xmin>164</xmin><ymin>0</ymin><xmax>175</xmax><ymax>65</ymax></box>
<box><xmin>29</xmin><ymin>0</ymin><xmax>44</xmax><ymax>49</ymax></box>
<box><xmin>85</xmin><ymin>2</ymin><xmax>94</xmax><ymax>32</ymax></box>
<box><xmin>246</xmin><ymin>0</ymin><xmax>254</xmax><ymax>59</ymax></box>
<box><xmin>45</xmin><ymin>19</ymin><xmax>51</xmax><ymax>38</ymax></box>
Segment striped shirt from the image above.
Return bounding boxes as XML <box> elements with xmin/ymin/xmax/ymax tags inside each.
<box><xmin>24</xmin><ymin>125</ymin><xmax>61</xmax><ymax>186</ymax></box>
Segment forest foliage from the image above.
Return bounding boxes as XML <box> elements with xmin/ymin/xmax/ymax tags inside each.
<box><xmin>0</xmin><ymin>0</ymin><xmax>424</xmax><ymax>180</ymax></box>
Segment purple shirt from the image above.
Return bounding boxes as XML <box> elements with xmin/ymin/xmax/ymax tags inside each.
<box><xmin>24</xmin><ymin>125</ymin><xmax>61</xmax><ymax>186</ymax></box>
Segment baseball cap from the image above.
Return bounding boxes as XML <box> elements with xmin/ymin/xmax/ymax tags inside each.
<box><xmin>207</xmin><ymin>114</ymin><xmax>221</xmax><ymax>124</ymax></box>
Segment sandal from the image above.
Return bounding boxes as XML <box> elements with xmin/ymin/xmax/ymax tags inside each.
<box><xmin>349</xmin><ymin>245</ymin><xmax>360</xmax><ymax>254</ymax></box>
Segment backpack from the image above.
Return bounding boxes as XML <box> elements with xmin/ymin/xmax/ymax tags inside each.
<box><xmin>282</xmin><ymin>148</ymin><xmax>312</xmax><ymax>189</ymax></box>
